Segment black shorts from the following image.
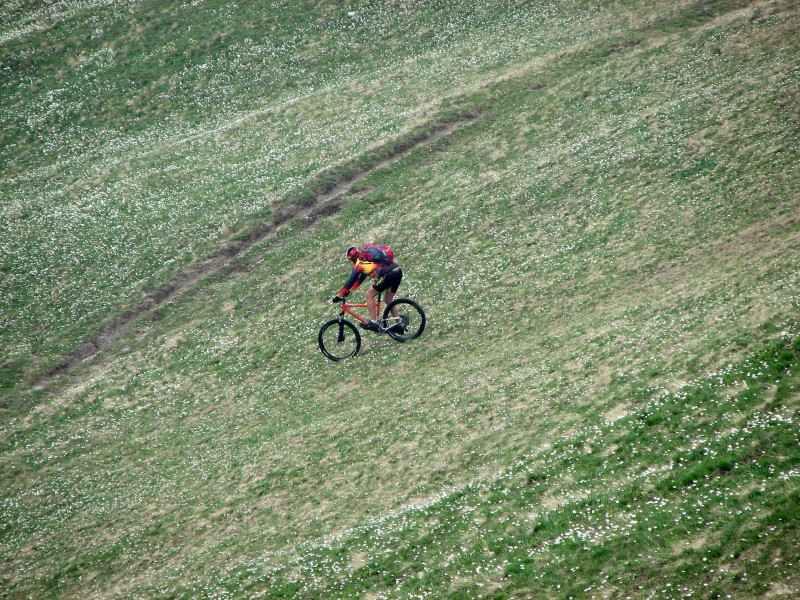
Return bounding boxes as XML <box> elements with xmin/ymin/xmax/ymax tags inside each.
<box><xmin>373</xmin><ymin>267</ymin><xmax>402</xmax><ymax>293</ymax></box>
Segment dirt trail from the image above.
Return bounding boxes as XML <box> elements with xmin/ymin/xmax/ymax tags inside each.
<box><xmin>33</xmin><ymin>116</ymin><xmax>478</xmax><ymax>390</ymax></box>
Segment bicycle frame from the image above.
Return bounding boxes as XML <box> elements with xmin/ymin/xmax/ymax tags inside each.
<box><xmin>338</xmin><ymin>296</ymin><xmax>382</xmax><ymax>325</ymax></box>
<box><xmin>319</xmin><ymin>294</ymin><xmax>424</xmax><ymax>359</ymax></box>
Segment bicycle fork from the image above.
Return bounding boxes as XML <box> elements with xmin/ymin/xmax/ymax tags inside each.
<box><xmin>337</xmin><ymin>312</ymin><xmax>347</xmax><ymax>343</ymax></box>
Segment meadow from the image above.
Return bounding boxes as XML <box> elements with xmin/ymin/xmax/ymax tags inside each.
<box><xmin>1</xmin><ymin>0</ymin><xmax>799</xmax><ymax>598</ymax></box>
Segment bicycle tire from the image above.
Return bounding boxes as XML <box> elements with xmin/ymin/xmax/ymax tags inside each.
<box><xmin>318</xmin><ymin>318</ymin><xmax>361</xmax><ymax>361</ymax></box>
<box><xmin>383</xmin><ymin>298</ymin><xmax>426</xmax><ymax>342</ymax></box>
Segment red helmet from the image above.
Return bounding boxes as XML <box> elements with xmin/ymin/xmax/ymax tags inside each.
<box><xmin>346</xmin><ymin>246</ymin><xmax>359</xmax><ymax>262</ymax></box>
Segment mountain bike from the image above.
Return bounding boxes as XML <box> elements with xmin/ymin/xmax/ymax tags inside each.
<box><xmin>318</xmin><ymin>293</ymin><xmax>426</xmax><ymax>361</ymax></box>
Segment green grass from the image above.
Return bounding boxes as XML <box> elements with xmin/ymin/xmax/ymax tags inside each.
<box><xmin>2</xmin><ymin>0</ymin><xmax>624</xmax><ymax>387</ymax></box>
<box><xmin>2</xmin><ymin>0</ymin><xmax>800</xmax><ymax>598</ymax></box>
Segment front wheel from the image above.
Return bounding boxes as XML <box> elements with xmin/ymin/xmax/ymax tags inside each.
<box><xmin>383</xmin><ymin>298</ymin><xmax>426</xmax><ymax>342</ymax></box>
<box><xmin>319</xmin><ymin>318</ymin><xmax>361</xmax><ymax>361</ymax></box>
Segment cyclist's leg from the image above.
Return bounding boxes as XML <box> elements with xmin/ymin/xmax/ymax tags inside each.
<box><xmin>384</xmin><ymin>288</ymin><xmax>395</xmax><ymax>310</ymax></box>
<box><xmin>373</xmin><ymin>268</ymin><xmax>403</xmax><ymax>321</ymax></box>
<box><xmin>384</xmin><ymin>270</ymin><xmax>403</xmax><ymax>318</ymax></box>
<box><xmin>366</xmin><ymin>285</ymin><xmax>380</xmax><ymax>321</ymax></box>
<box><xmin>370</xmin><ymin>273</ymin><xmax>388</xmax><ymax>321</ymax></box>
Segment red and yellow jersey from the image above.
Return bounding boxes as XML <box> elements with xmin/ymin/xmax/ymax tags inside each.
<box><xmin>338</xmin><ymin>259</ymin><xmax>392</xmax><ymax>296</ymax></box>
<box><xmin>354</xmin><ymin>259</ymin><xmax>378</xmax><ymax>277</ymax></box>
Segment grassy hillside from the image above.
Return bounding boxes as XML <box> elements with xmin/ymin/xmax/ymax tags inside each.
<box><xmin>2</xmin><ymin>0</ymin><xmax>799</xmax><ymax>598</ymax></box>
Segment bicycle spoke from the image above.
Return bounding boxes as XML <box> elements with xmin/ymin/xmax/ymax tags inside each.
<box><xmin>382</xmin><ymin>298</ymin><xmax>425</xmax><ymax>342</ymax></box>
<box><xmin>319</xmin><ymin>319</ymin><xmax>361</xmax><ymax>360</ymax></box>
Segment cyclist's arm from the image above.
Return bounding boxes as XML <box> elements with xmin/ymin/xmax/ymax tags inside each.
<box><xmin>338</xmin><ymin>267</ymin><xmax>367</xmax><ymax>297</ymax></box>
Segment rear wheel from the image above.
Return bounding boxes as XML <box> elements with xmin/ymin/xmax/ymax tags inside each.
<box><xmin>318</xmin><ymin>318</ymin><xmax>361</xmax><ymax>361</ymax></box>
<box><xmin>383</xmin><ymin>298</ymin><xmax>426</xmax><ymax>342</ymax></box>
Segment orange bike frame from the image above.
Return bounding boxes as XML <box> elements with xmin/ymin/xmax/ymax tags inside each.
<box><xmin>339</xmin><ymin>298</ymin><xmax>381</xmax><ymax>325</ymax></box>
<box><xmin>339</xmin><ymin>291</ymin><xmax>387</xmax><ymax>324</ymax></box>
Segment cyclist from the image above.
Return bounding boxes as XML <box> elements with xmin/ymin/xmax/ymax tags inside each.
<box><xmin>333</xmin><ymin>245</ymin><xmax>403</xmax><ymax>332</ymax></box>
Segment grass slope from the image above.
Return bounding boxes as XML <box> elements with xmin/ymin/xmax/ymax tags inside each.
<box><xmin>2</xmin><ymin>0</ymin><xmax>799</xmax><ymax>598</ymax></box>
